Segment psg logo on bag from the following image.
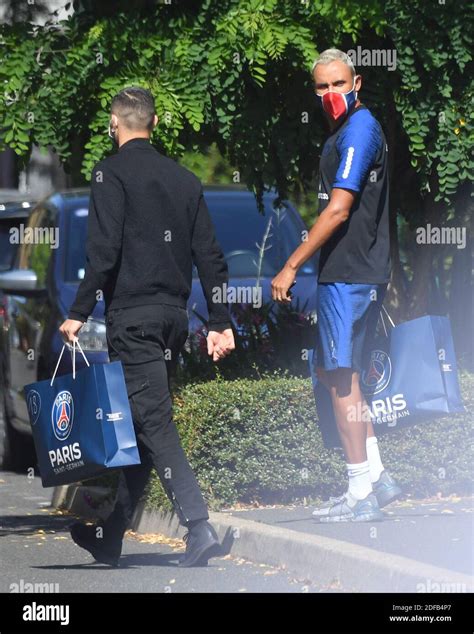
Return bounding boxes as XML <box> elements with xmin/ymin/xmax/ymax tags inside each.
<box><xmin>361</xmin><ymin>350</ymin><xmax>392</xmax><ymax>395</ymax></box>
<box><xmin>51</xmin><ymin>391</ymin><xmax>75</xmax><ymax>441</ymax></box>
<box><xmin>26</xmin><ymin>390</ymin><xmax>42</xmax><ymax>426</ymax></box>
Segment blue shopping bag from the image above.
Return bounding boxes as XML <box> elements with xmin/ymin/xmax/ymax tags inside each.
<box><xmin>309</xmin><ymin>310</ymin><xmax>466</xmax><ymax>449</ymax></box>
<box><xmin>24</xmin><ymin>341</ymin><xmax>141</xmax><ymax>487</ymax></box>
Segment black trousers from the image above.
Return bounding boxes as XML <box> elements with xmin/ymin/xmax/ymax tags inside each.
<box><xmin>102</xmin><ymin>303</ymin><xmax>209</xmax><ymax>542</ymax></box>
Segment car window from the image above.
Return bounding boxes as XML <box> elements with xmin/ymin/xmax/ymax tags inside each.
<box><xmin>0</xmin><ymin>219</ymin><xmax>21</xmax><ymax>270</ymax></box>
<box><xmin>64</xmin><ymin>206</ymin><xmax>88</xmax><ymax>282</ymax></box>
<box><xmin>201</xmin><ymin>196</ymin><xmax>316</xmax><ymax>278</ymax></box>
<box><xmin>14</xmin><ymin>205</ymin><xmax>58</xmax><ymax>287</ymax></box>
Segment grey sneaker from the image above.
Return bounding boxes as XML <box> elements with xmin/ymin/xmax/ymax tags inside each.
<box><xmin>311</xmin><ymin>492</ymin><xmax>347</xmax><ymax>516</ymax></box>
<box><xmin>312</xmin><ymin>491</ymin><xmax>384</xmax><ymax>523</ymax></box>
<box><xmin>373</xmin><ymin>470</ymin><xmax>403</xmax><ymax>508</ymax></box>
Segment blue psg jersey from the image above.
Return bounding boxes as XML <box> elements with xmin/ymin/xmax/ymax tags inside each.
<box><xmin>317</xmin><ymin>104</ymin><xmax>391</xmax><ymax>284</ymax></box>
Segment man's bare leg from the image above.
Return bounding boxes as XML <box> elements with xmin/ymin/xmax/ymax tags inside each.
<box><xmin>316</xmin><ymin>366</ymin><xmax>367</xmax><ymax>463</ymax></box>
<box><xmin>313</xmin><ymin>366</ymin><xmax>384</xmax><ymax>520</ymax></box>
<box><xmin>317</xmin><ymin>367</ymin><xmax>383</xmax><ymax>477</ymax></box>
<box><xmin>366</xmin><ymin>406</ymin><xmax>376</xmax><ymax>439</ymax></box>
<box><xmin>362</xmin><ymin>394</ymin><xmax>385</xmax><ymax>481</ymax></box>
<box><xmin>315</xmin><ymin>367</ymin><xmax>401</xmax><ymax>514</ymax></box>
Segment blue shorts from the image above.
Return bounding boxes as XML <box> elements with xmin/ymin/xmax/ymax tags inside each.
<box><xmin>313</xmin><ymin>282</ymin><xmax>388</xmax><ymax>373</ymax></box>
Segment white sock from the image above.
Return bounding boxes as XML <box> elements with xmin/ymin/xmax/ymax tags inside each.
<box><xmin>346</xmin><ymin>460</ymin><xmax>372</xmax><ymax>501</ymax></box>
<box><xmin>366</xmin><ymin>436</ymin><xmax>384</xmax><ymax>483</ymax></box>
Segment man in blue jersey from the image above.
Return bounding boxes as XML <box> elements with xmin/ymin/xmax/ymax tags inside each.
<box><xmin>271</xmin><ymin>49</ymin><xmax>402</xmax><ymax>522</ymax></box>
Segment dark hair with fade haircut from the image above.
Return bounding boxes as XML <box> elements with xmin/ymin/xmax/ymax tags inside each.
<box><xmin>111</xmin><ymin>86</ymin><xmax>156</xmax><ymax>132</ymax></box>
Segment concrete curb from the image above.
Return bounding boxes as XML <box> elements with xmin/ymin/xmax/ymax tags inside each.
<box><xmin>52</xmin><ymin>484</ymin><xmax>474</xmax><ymax>593</ymax></box>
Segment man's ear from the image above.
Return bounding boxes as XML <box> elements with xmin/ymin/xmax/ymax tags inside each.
<box><xmin>153</xmin><ymin>114</ymin><xmax>158</xmax><ymax>128</ymax></box>
<box><xmin>354</xmin><ymin>74</ymin><xmax>362</xmax><ymax>93</ymax></box>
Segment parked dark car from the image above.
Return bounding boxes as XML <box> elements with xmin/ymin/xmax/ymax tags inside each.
<box><xmin>0</xmin><ymin>186</ymin><xmax>318</xmax><ymax>469</ymax></box>
<box><xmin>0</xmin><ymin>192</ymin><xmax>37</xmax><ymax>469</ymax></box>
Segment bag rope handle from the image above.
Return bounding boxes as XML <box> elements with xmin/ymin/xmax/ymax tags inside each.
<box><xmin>50</xmin><ymin>339</ymin><xmax>90</xmax><ymax>386</ymax></box>
<box><xmin>378</xmin><ymin>304</ymin><xmax>396</xmax><ymax>339</ymax></box>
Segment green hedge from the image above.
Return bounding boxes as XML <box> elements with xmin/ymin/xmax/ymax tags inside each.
<box><xmin>143</xmin><ymin>370</ymin><xmax>473</xmax><ymax>512</ymax></box>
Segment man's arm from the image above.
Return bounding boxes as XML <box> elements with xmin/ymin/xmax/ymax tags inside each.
<box><xmin>286</xmin><ymin>188</ymin><xmax>355</xmax><ymax>272</ymax></box>
<box><xmin>190</xmin><ymin>187</ymin><xmax>232</xmax><ymax>331</ymax></box>
<box><xmin>68</xmin><ymin>162</ymin><xmax>125</xmax><ymax>321</ymax></box>
<box><xmin>271</xmin><ymin>189</ymin><xmax>355</xmax><ymax>302</ymax></box>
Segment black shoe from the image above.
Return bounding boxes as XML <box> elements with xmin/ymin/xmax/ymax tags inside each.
<box><xmin>70</xmin><ymin>522</ymin><xmax>122</xmax><ymax>567</ymax></box>
<box><xmin>178</xmin><ymin>521</ymin><xmax>221</xmax><ymax>567</ymax></box>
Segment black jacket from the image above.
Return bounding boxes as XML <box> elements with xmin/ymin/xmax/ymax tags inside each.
<box><xmin>68</xmin><ymin>137</ymin><xmax>232</xmax><ymax>330</ymax></box>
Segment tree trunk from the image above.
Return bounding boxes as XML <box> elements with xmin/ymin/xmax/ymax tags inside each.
<box><xmin>448</xmin><ymin>184</ymin><xmax>473</xmax><ymax>370</ymax></box>
<box><xmin>385</xmin><ymin>93</ymin><xmax>409</xmax><ymax>323</ymax></box>
<box><xmin>407</xmin><ymin>187</ymin><xmax>443</xmax><ymax>319</ymax></box>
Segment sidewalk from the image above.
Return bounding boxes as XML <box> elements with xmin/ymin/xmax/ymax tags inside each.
<box><xmin>227</xmin><ymin>496</ymin><xmax>473</xmax><ymax>576</ymax></box>
<box><xmin>52</xmin><ymin>484</ymin><xmax>474</xmax><ymax>593</ymax></box>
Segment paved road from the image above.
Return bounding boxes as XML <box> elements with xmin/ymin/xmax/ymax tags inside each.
<box><xmin>0</xmin><ymin>471</ymin><xmax>327</xmax><ymax>593</ymax></box>
<box><xmin>228</xmin><ymin>496</ymin><xmax>474</xmax><ymax>576</ymax></box>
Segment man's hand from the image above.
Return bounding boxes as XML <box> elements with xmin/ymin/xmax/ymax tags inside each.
<box><xmin>59</xmin><ymin>319</ymin><xmax>85</xmax><ymax>345</ymax></box>
<box><xmin>207</xmin><ymin>328</ymin><xmax>235</xmax><ymax>362</ymax></box>
<box><xmin>271</xmin><ymin>264</ymin><xmax>296</xmax><ymax>303</ymax></box>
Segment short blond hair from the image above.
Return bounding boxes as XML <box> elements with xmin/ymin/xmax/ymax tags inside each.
<box><xmin>311</xmin><ymin>48</ymin><xmax>356</xmax><ymax>77</ymax></box>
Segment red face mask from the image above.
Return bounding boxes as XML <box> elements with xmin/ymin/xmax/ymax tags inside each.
<box><xmin>317</xmin><ymin>79</ymin><xmax>357</xmax><ymax>121</ymax></box>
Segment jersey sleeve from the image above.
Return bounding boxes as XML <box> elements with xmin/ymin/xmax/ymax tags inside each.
<box><xmin>333</xmin><ymin>111</ymin><xmax>382</xmax><ymax>193</ymax></box>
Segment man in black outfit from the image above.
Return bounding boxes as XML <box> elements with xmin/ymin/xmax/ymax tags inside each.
<box><xmin>59</xmin><ymin>87</ymin><xmax>235</xmax><ymax>567</ymax></box>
